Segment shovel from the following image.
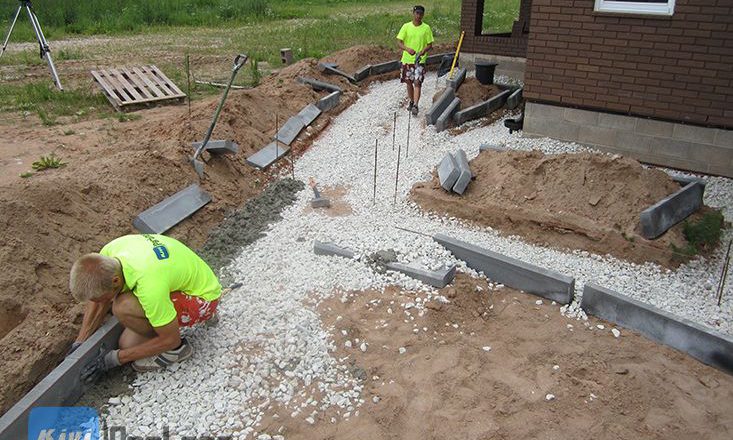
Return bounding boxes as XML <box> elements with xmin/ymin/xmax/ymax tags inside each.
<box><xmin>191</xmin><ymin>53</ymin><xmax>248</xmax><ymax>177</ymax></box>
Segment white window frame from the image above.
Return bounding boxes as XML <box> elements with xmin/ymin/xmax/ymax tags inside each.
<box><xmin>594</xmin><ymin>0</ymin><xmax>675</xmax><ymax>16</ymax></box>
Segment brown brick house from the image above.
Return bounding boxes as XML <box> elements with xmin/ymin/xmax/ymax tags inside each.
<box><xmin>460</xmin><ymin>0</ymin><xmax>732</xmax><ymax>177</ymax></box>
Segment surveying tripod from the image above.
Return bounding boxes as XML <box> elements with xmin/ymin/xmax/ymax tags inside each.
<box><xmin>1</xmin><ymin>0</ymin><xmax>62</xmax><ymax>90</ymax></box>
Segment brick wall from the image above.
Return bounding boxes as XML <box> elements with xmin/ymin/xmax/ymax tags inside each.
<box><xmin>524</xmin><ymin>0</ymin><xmax>733</xmax><ymax>129</ymax></box>
<box><xmin>460</xmin><ymin>0</ymin><xmax>530</xmax><ymax>57</ymax></box>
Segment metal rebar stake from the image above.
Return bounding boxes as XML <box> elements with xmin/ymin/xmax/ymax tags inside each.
<box><xmin>275</xmin><ymin>115</ymin><xmax>279</xmax><ymax>167</ymax></box>
<box><xmin>717</xmin><ymin>239</ymin><xmax>732</xmax><ymax>306</ymax></box>
<box><xmin>373</xmin><ymin>139</ymin><xmax>378</xmax><ymax>205</ymax></box>
<box><xmin>392</xmin><ymin>112</ymin><xmax>396</xmax><ymax>152</ymax></box>
<box><xmin>394</xmin><ymin>142</ymin><xmax>402</xmax><ymax>205</ymax></box>
<box><xmin>406</xmin><ymin>112</ymin><xmax>411</xmax><ymax>159</ymax></box>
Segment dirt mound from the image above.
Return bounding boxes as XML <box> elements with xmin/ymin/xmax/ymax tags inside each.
<box><xmin>0</xmin><ymin>44</ymin><xmax>388</xmax><ymax>414</ymax></box>
<box><xmin>321</xmin><ymin>45</ymin><xmax>400</xmax><ymax>74</ymax></box>
<box><xmin>412</xmin><ymin>150</ymin><xmax>710</xmax><ymax>267</ymax></box>
<box><xmin>455</xmin><ymin>77</ymin><xmax>501</xmax><ymax>108</ymax></box>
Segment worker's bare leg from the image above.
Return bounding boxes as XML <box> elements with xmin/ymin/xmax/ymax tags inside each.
<box><xmin>405</xmin><ymin>81</ymin><xmax>414</xmax><ymax>104</ymax></box>
<box><xmin>413</xmin><ymin>83</ymin><xmax>422</xmax><ymax>107</ymax></box>
<box><xmin>112</xmin><ymin>292</ymin><xmax>156</xmax><ymax>349</ymax></box>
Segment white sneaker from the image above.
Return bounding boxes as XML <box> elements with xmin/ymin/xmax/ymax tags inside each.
<box><xmin>132</xmin><ymin>338</ymin><xmax>193</xmax><ymax>372</ymax></box>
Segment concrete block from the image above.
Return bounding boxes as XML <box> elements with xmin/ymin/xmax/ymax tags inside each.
<box><xmin>578</xmin><ymin>125</ymin><xmax>618</xmax><ymax>147</ymax></box>
<box><xmin>636</xmin><ymin>118</ymin><xmax>673</xmax><ymax>137</ymax></box>
<box><xmin>433</xmin><ymin>233</ymin><xmax>575</xmax><ymax>304</ymax></box>
<box><xmin>297</xmin><ymin>76</ymin><xmax>342</xmax><ymax>93</ymax></box>
<box><xmin>437</xmin><ymin>153</ymin><xmax>460</xmax><ymax>191</ymax></box>
<box><xmin>672</xmin><ymin>123</ymin><xmax>716</xmax><ymax>144</ymax></box>
<box><xmin>191</xmin><ymin>140</ymin><xmax>239</xmax><ymax>155</ymax></box>
<box><xmin>297</xmin><ymin>104</ymin><xmax>322</xmax><ymax>127</ymax></box>
<box><xmin>505</xmin><ymin>87</ymin><xmax>523</xmax><ymax>110</ymax></box>
<box><xmin>313</xmin><ymin>241</ymin><xmax>355</xmax><ymax>259</ymax></box>
<box><xmin>639</xmin><ymin>181</ymin><xmax>704</xmax><ymax>239</ymax></box>
<box><xmin>446</xmin><ymin>67</ymin><xmax>467</xmax><ymax>90</ymax></box>
<box><xmin>670</xmin><ymin>174</ymin><xmax>707</xmax><ymax>187</ymax></box>
<box><xmin>0</xmin><ymin>318</ymin><xmax>123</xmax><ymax>439</ymax></box>
<box><xmin>615</xmin><ymin>131</ymin><xmax>653</xmax><ymax>155</ymax></box>
<box><xmin>133</xmin><ymin>184</ymin><xmax>212</xmax><ymax>234</ymax></box>
<box><xmin>580</xmin><ymin>283</ymin><xmax>733</xmax><ymax>375</ymax></box>
<box><xmin>598</xmin><ymin>112</ymin><xmax>637</xmax><ymax>131</ymax></box>
<box><xmin>453</xmin><ymin>89</ymin><xmax>510</xmax><ymax>126</ymax></box>
<box><xmin>479</xmin><ymin>143</ymin><xmax>506</xmax><ymax>152</ymax></box>
<box><xmin>316</xmin><ymin>91</ymin><xmax>341</xmax><ymax>112</ymax></box>
<box><xmin>452</xmin><ymin>148</ymin><xmax>472</xmax><ymax>195</ymax></box>
<box><xmin>385</xmin><ymin>262</ymin><xmax>457</xmax><ymax>288</ymax></box>
<box><xmin>246</xmin><ymin>142</ymin><xmax>290</xmax><ymax>169</ymax></box>
<box><xmin>564</xmin><ymin>107</ymin><xmax>599</xmax><ymax>125</ymax></box>
<box><xmin>435</xmin><ymin>97</ymin><xmax>460</xmax><ymax>132</ymax></box>
<box><xmin>354</xmin><ymin>65</ymin><xmax>371</xmax><ymax>82</ymax></box>
<box><xmin>275</xmin><ymin>116</ymin><xmax>306</xmax><ymax>145</ymax></box>
<box><xmin>426</xmin><ymin>52</ymin><xmax>453</xmax><ymax>65</ymax></box>
<box><xmin>713</xmin><ymin>128</ymin><xmax>733</xmax><ymax>148</ymax></box>
<box><xmin>426</xmin><ymin>88</ymin><xmax>455</xmax><ymax>125</ymax></box>
<box><xmin>317</xmin><ymin>62</ymin><xmax>356</xmax><ymax>83</ymax></box>
<box><xmin>370</xmin><ymin>60</ymin><xmax>400</xmax><ymax>75</ymax></box>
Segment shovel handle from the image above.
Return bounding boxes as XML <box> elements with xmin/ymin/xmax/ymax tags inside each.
<box><xmin>233</xmin><ymin>54</ymin><xmax>248</xmax><ymax>71</ymax></box>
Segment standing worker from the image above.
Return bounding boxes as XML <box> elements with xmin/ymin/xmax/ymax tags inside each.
<box><xmin>67</xmin><ymin>234</ymin><xmax>222</xmax><ymax>374</ymax></box>
<box><xmin>396</xmin><ymin>5</ymin><xmax>434</xmax><ymax>116</ymax></box>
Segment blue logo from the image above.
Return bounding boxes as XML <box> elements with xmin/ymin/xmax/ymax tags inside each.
<box><xmin>153</xmin><ymin>245</ymin><xmax>170</xmax><ymax>260</ymax></box>
<box><xmin>28</xmin><ymin>407</ymin><xmax>100</xmax><ymax>440</ymax></box>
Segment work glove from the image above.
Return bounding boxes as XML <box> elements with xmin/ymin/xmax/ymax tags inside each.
<box><xmin>81</xmin><ymin>348</ymin><xmax>122</xmax><ymax>384</ymax></box>
<box><xmin>66</xmin><ymin>341</ymin><xmax>83</xmax><ymax>357</ymax></box>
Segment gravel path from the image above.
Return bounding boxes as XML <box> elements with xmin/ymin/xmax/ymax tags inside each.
<box><xmin>103</xmin><ymin>74</ymin><xmax>732</xmax><ymax>438</ymax></box>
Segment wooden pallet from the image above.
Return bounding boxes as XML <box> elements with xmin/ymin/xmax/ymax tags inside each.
<box><xmin>91</xmin><ymin>65</ymin><xmax>186</xmax><ymax>112</ymax></box>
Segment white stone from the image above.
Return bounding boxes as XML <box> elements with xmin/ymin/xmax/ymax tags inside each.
<box><xmin>611</xmin><ymin>328</ymin><xmax>621</xmax><ymax>338</ymax></box>
<box><xmin>545</xmin><ymin>394</ymin><xmax>555</xmax><ymax>401</ymax></box>
<box><xmin>398</xmin><ymin>347</ymin><xmax>407</xmax><ymax>354</ymax></box>
<box><xmin>481</xmin><ymin>346</ymin><xmax>492</xmax><ymax>352</ymax></box>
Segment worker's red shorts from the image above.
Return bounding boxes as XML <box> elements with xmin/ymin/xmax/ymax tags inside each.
<box><xmin>400</xmin><ymin>63</ymin><xmax>425</xmax><ymax>85</ymax></box>
<box><xmin>170</xmin><ymin>291</ymin><xmax>219</xmax><ymax>327</ymax></box>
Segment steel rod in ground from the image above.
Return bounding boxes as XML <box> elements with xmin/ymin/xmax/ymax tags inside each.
<box><xmin>394</xmin><ymin>142</ymin><xmax>402</xmax><ymax>205</ymax></box>
<box><xmin>373</xmin><ymin>139</ymin><xmax>378</xmax><ymax>205</ymax></box>
<box><xmin>275</xmin><ymin>115</ymin><xmax>279</xmax><ymax>165</ymax></box>
<box><xmin>406</xmin><ymin>112</ymin><xmax>411</xmax><ymax>159</ymax></box>
<box><xmin>717</xmin><ymin>239</ymin><xmax>732</xmax><ymax>306</ymax></box>
<box><xmin>392</xmin><ymin>112</ymin><xmax>396</xmax><ymax>152</ymax></box>
<box><xmin>185</xmin><ymin>54</ymin><xmax>191</xmax><ymax>119</ymax></box>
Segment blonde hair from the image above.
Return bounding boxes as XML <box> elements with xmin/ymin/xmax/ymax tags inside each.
<box><xmin>69</xmin><ymin>253</ymin><xmax>121</xmax><ymax>302</ymax></box>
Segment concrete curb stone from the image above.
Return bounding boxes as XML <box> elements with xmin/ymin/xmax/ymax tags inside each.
<box><xmin>639</xmin><ymin>181</ymin><xmax>704</xmax><ymax>239</ymax></box>
<box><xmin>316</xmin><ymin>91</ymin><xmax>341</xmax><ymax>112</ymax></box>
<box><xmin>438</xmin><ymin>153</ymin><xmax>460</xmax><ymax>191</ymax></box>
<box><xmin>452</xmin><ymin>148</ymin><xmax>472</xmax><ymax>195</ymax></box>
<box><xmin>133</xmin><ymin>184</ymin><xmax>212</xmax><ymax>234</ymax></box>
<box><xmin>435</xmin><ymin>97</ymin><xmax>460</xmax><ymax>132</ymax></box>
<box><xmin>453</xmin><ymin>89</ymin><xmax>511</xmax><ymax>126</ymax></box>
<box><xmin>385</xmin><ymin>262</ymin><xmax>457</xmax><ymax>288</ymax></box>
<box><xmin>426</xmin><ymin>88</ymin><xmax>455</xmax><ymax>125</ymax></box>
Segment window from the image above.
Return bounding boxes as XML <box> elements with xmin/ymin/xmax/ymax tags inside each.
<box><xmin>594</xmin><ymin>0</ymin><xmax>675</xmax><ymax>16</ymax></box>
<box><xmin>480</xmin><ymin>0</ymin><xmax>521</xmax><ymax>36</ymax></box>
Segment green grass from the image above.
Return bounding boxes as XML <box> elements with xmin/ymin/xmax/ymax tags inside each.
<box><xmin>672</xmin><ymin>210</ymin><xmax>725</xmax><ymax>257</ymax></box>
<box><xmin>481</xmin><ymin>0</ymin><xmax>521</xmax><ymax>35</ymax></box>
<box><xmin>0</xmin><ymin>81</ymin><xmax>109</xmax><ymax>124</ymax></box>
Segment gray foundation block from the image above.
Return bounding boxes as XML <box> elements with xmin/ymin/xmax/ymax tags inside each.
<box><xmin>453</xmin><ymin>89</ymin><xmax>511</xmax><ymax>126</ymax></box>
<box><xmin>386</xmin><ymin>262</ymin><xmax>457</xmax><ymax>288</ymax></box>
<box><xmin>133</xmin><ymin>184</ymin><xmax>212</xmax><ymax>234</ymax></box>
<box><xmin>671</xmin><ymin>175</ymin><xmax>707</xmax><ymax>187</ymax></box>
<box><xmin>639</xmin><ymin>181</ymin><xmax>704</xmax><ymax>239</ymax></box>
<box><xmin>433</xmin><ymin>233</ymin><xmax>575</xmax><ymax>304</ymax></box>
<box><xmin>426</xmin><ymin>88</ymin><xmax>456</xmax><ymax>125</ymax></box>
<box><xmin>479</xmin><ymin>142</ymin><xmax>506</xmax><ymax>152</ymax></box>
<box><xmin>581</xmin><ymin>283</ymin><xmax>733</xmax><ymax>374</ymax></box>
<box><xmin>370</xmin><ymin>60</ymin><xmax>400</xmax><ymax>75</ymax></box>
<box><xmin>318</xmin><ymin>63</ymin><xmax>357</xmax><ymax>83</ymax></box>
<box><xmin>505</xmin><ymin>87</ymin><xmax>523</xmax><ymax>110</ymax></box>
<box><xmin>435</xmin><ymin>97</ymin><xmax>461</xmax><ymax>132</ymax></box>
<box><xmin>354</xmin><ymin>65</ymin><xmax>372</xmax><ymax>82</ymax></box>
<box><xmin>313</xmin><ymin>241</ymin><xmax>355</xmax><ymax>259</ymax></box>
<box><xmin>275</xmin><ymin>116</ymin><xmax>306</xmax><ymax>145</ymax></box>
<box><xmin>0</xmin><ymin>318</ymin><xmax>123</xmax><ymax>439</ymax></box>
<box><xmin>452</xmin><ymin>148</ymin><xmax>472</xmax><ymax>195</ymax></box>
<box><xmin>191</xmin><ymin>140</ymin><xmax>239</xmax><ymax>155</ymax></box>
<box><xmin>297</xmin><ymin>76</ymin><xmax>342</xmax><ymax>93</ymax></box>
<box><xmin>246</xmin><ymin>142</ymin><xmax>290</xmax><ymax>169</ymax></box>
<box><xmin>316</xmin><ymin>91</ymin><xmax>341</xmax><ymax>112</ymax></box>
<box><xmin>297</xmin><ymin>104</ymin><xmax>322</xmax><ymax>127</ymax></box>
<box><xmin>438</xmin><ymin>153</ymin><xmax>460</xmax><ymax>191</ymax></box>
<box><xmin>446</xmin><ymin>67</ymin><xmax>467</xmax><ymax>90</ymax></box>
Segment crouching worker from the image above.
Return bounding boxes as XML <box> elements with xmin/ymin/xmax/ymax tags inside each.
<box><xmin>68</xmin><ymin>234</ymin><xmax>221</xmax><ymax>374</ymax></box>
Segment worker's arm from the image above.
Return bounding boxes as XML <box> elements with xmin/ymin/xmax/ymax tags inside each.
<box><xmin>116</xmin><ymin>320</ymin><xmax>181</xmax><ymax>364</ymax></box>
<box><xmin>418</xmin><ymin>42</ymin><xmax>433</xmax><ymax>58</ymax></box>
<box><xmin>75</xmin><ymin>300</ymin><xmax>112</xmax><ymax>342</ymax></box>
<box><xmin>397</xmin><ymin>39</ymin><xmax>416</xmax><ymax>55</ymax></box>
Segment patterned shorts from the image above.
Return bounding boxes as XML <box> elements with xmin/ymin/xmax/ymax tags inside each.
<box><xmin>400</xmin><ymin>63</ymin><xmax>426</xmax><ymax>85</ymax></box>
<box><xmin>171</xmin><ymin>291</ymin><xmax>219</xmax><ymax>327</ymax></box>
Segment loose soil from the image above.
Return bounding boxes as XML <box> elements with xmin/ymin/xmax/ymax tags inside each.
<box><xmin>412</xmin><ymin>150</ymin><xmax>714</xmax><ymax>267</ymax></box>
<box><xmin>454</xmin><ymin>77</ymin><xmax>501</xmax><ymax>108</ymax></box>
<box><xmin>0</xmin><ymin>44</ymin><xmax>392</xmax><ymax>414</ymax></box>
<box><xmin>258</xmin><ymin>275</ymin><xmax>733</xmax><ymax>439</ymax></box>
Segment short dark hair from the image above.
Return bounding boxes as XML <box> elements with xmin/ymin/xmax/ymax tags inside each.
<box><xmin>413</xmin><ymin>5</ymin><xmax>425</xmax><ymax>14</ymax></box>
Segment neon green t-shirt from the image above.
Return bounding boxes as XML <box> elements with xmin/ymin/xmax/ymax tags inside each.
<box><xmin>397</xmin><ymin>21</ymin><xmax>434</xmax><ymax>64</ymax></box>
<box><xmin>100</xmin><ymin>234</ymin><xmax>221</xmax><ymax>327</ymax></box>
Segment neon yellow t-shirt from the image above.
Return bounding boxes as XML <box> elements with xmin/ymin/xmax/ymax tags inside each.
<box><xmin>100</xmin><ymin>234</ymin><xmax>221</xmax><ymax>327</ymax></box>
<box><xmin>397</xmin><ymin>21</ymin><xmax>434</xmax><ymax>64</ymax></box>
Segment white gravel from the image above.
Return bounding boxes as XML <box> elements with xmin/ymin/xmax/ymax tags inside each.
<box><xmin>102</xmin><ymin>73</ymin><xmax>732</xmax><ymax>438</ymax></box>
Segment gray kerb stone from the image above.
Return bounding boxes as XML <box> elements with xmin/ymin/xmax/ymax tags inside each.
<box><xmin>0</xmin><ymin>318</ymin><xmax>123</xmax><ymax>439</ymax></box>
<box><xmin>479</xmin><ymin>142</ymin><xmax>506</xmax><ymax>152</ymax></box>
<box><xmin>313</xmin><ymin>241</ymin><xmax>355</xmax><ymax>259</ymax></box>
<box><xmin>370</xmin><ymin>60</ymin><xmax>400</xmax><ymax>75</ymax></box>
<box><xmin>297</xmin><ymin>103</ymin><xmax>322</xmax><ymax>127</ymax></box>
<box><xmin>275</xmin><ymin>116</ymin><xmax>306</xmax><ymax>145</ymax></box>
<box><xmin>426</xmin><ymin>88</ymin><xmax>455</xmax><ymax>125</ymax></box>
<box><xmin>505</xmin><ymin>87</ymin><xmax>523</xmax><ymax>110</ymax></box>
<box><xmin>640</xmin><ymin>181</ymin><xmax>704</xmax><ymax>239</ymax></box>
<box><xmin>354</xmin><ymin>65</ymin><xmax>371</xmax><ymax>82</ymax></box>
<box><xmin>133</xmin><ymin>184</ymin><xmax>212</xmax><ymax>234</ymax></box>
<box><xmin>453</xmin><ymin>89</ymin><xmax>511</xmax><ymax>126</ymax></box>
<box><xmin>297</xmin><ymin>77</ymin><xmax>342</xmax><ymax>93</ymax></box>
<box><xmin>437</xmin><ymin>153</ymin><xmax>460</xmax><ymax>191</ymax></box>
<box><xmin>316</xmin><ymin>91</ymin><xmax>341</xmax><ymax>112</ymax></box>
<box><xmin>317</xmin><ymin>62</ymin><xmax>356</xmax><ymax>83</ymax></box>
<box><xmin>246</xmin><ymin>142</ymin><xmax>290</xmax><ymax>169</ymax></box>
<box><xmin>435</xmin><ymin>97</ymin><xmax>460</xmax><ymax>132</ymax></box>
<box><xmin>581</xmin><ymin>283</ymin><xmax>733</xmax><ymax>375</ymax></box>
<box><xmin>191</xmin><ymin>140</ymin><xmax>239</xmax><ymax>155</ymax></box>
<box><xmin>433</xmin><ymin>233</ymin><xmax>575</xmax><ymax>304</ymax></box>
<box><xmin>385</xmin><ymin>262</ymin><xmax>457</xmax><ymax>288</ymax></box>
<box><xmin>446</xmin><ymin>67</ymin><xmax>466</xmax><ymax>90</ymax></box>
<box><xmin>452</xmin><ymin>149</ymin><xmax>472</xmax><ymax>195</ymax></box>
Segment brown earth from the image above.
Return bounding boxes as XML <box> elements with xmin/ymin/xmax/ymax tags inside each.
<box><xmin>412</xmin><ymin>149</ymin><xmax>713</xmax><ymax>267</ymax></box>
<box><xmin>455</xmin><ymin>77</ymin><xmax>501</xmax><ymax>108</ymax></box>
<box><xmin>257</xmin><ymin>275</ymin><xmax>733</xmax><ymax>439</ymax></box>
<box><xmin>0</xmin><ymin>44</ymin><xmax>399</xmax><ymax>414</ymax></box>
